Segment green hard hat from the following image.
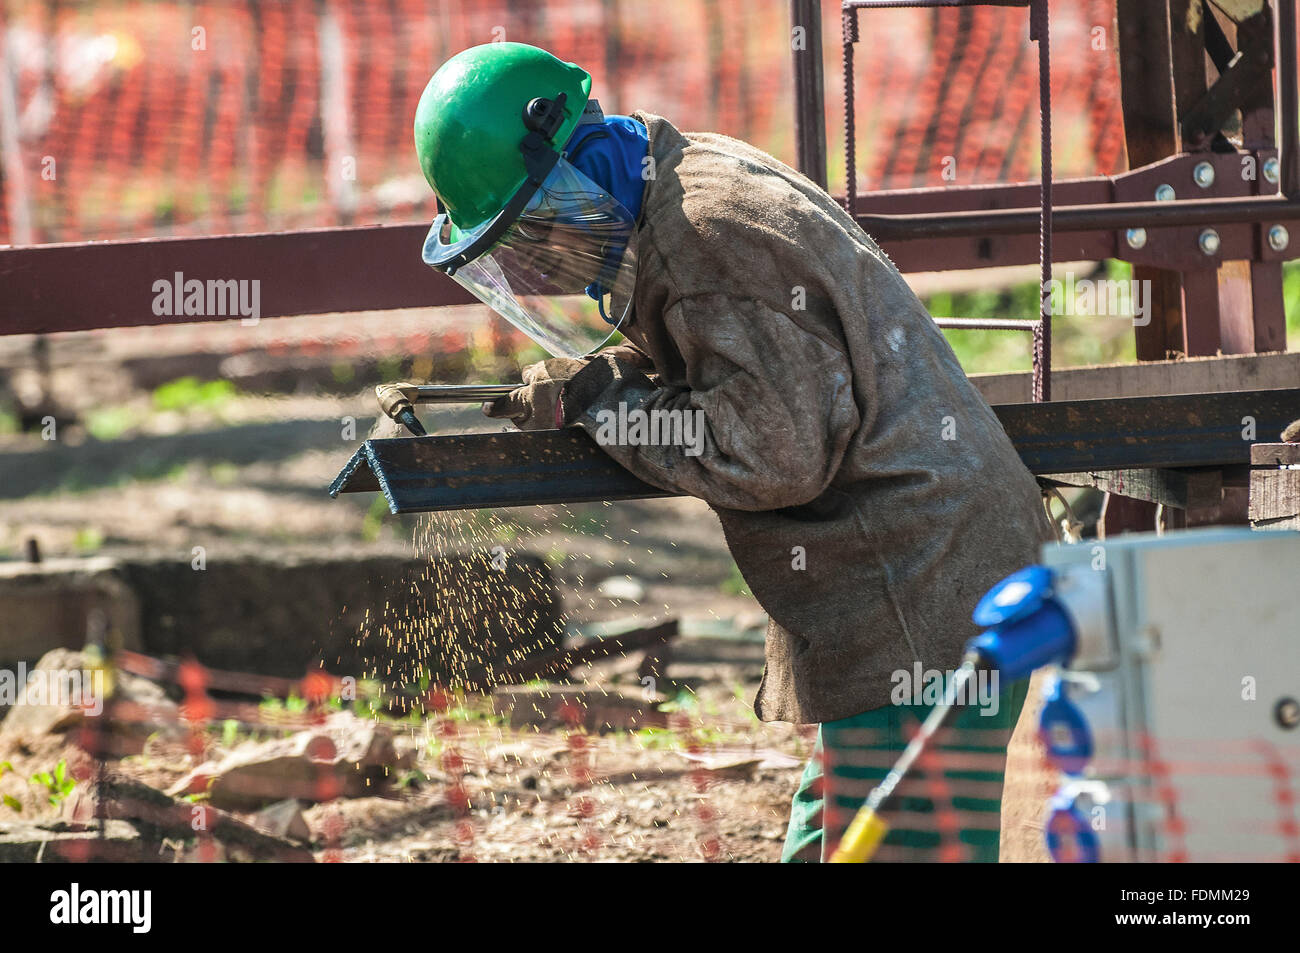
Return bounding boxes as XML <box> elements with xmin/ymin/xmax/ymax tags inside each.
<box><xmin>414</xmin><ymin>43</ymin><xmax>592</xmax><ymax>231</ymax></box>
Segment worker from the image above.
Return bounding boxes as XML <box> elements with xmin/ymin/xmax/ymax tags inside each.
<box><xmin>414</xmin><ymin>42</ymin><xmax>1055</xmax><ymax>862</ymax></box>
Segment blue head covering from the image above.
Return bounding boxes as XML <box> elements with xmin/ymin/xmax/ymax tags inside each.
<box><xmin>562</xmin><ymin>112</ymin><xmax>649</xmax><ymax>224</ymax></box>
<box><xmin>559</xmin><ymin>108</ymin><xmax>649</xmax><ymax>315</ymax></box>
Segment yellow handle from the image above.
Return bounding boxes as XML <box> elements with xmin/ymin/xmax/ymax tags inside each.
<box><xmin>828</xmin><ymin>807</ymin><xmax>889</xmax><ymax>863</ymax></box>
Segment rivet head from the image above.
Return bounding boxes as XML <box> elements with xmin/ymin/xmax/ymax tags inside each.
<box><xmin>1198</xmin><ymin>228</ymin><xmax>1220</xmax><ymax>255</ymax></box>
<box><xmin>1193</xmin><ymin>162</ymin><xmax>1215</xmax><ymax>188</ymax></box>
<box><xmin>1263</xmin><ymin>157</ymin><xmax>1280</xmax><ymax>184</ymax></box>
<box><xmin>1276</xmin><ymin>697</ymin><xmax>1300</xmax><ymax>730</ymax></box>
<box><xmin>1125</xmin><ymin>227</ymin><xmax>1148</xmax><ymax>249</ymax></box>
<box><xmin>1268</xmin><ymin>224</ymin><xmax>1290</xmax><ymax>252</ymax></box>
<box><xmin>1155</xmin><ymin>184</ymin><xmax>1176</xmax><ymax>202</ymax></box>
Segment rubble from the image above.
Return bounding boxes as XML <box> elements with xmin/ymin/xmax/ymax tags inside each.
<box><xmin>0</xmin><ymin>819</ymin><xmax>143</xmax><ymax>863</ymax></box>
<box><xmin>166</xmin><ymin>710</ymin><xmax>413</xmax><ymax>810</ymax></box>
<box><xmin>62</xmin><ymin>771</ymin><xmax>314</xmax><ymax>862</ymax></box>
<box><xmin>251</xmin><ymin>799</ymin><xmax>312</xmax><ymax>844</ymax></box>
<box><xmin>492</xmin><ymin>684</ymin><xmax>668</xmax><ymax>733</ymax></box>
<box><xmin>0</xmin><ymin>648</ymin><xmax>179</xmax><ymax>756</ymax></box>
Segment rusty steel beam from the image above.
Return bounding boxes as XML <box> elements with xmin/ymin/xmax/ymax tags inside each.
<box><xmin>4</xmin><ymin>189</ymin><xmax>1297</xmax><ymax>337</ymax></box>
<box><xmin>857</xmin><ymin>193</ymin><xmax>1300</xmax><ymax>239</ymax></box>
<box><xmin>329</xmin><ymin>388</ymin><xmax>1300</xmax><ymax>514</ymax></box>
<box><xmin>329</xmin><ymin>428</ymin><xmax>673</xmax><ymax>512</ymax></box>
<box><xmin>0</xmin><ymin>222</ymin><xmax>468</xmax><ymax>336</ymax></box>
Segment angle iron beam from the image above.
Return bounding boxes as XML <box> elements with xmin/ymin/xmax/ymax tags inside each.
<box><xmin>329</xmin><ymin>388</ymin><xmax>1300</xmax><ymax>514</ymax></box>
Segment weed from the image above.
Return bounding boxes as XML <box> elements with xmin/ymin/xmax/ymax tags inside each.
<box><xmin>73</xmin><ymin>527</ymin><xmax>104</xmax><ymax>553</ymax></box>
<box><xmin>29</xmin><ymin>760</ymin><xmax>76</xmax><ymax>806</ymax></box>
<box><xmin>151</xmin><ymin>377</ymin><xmax>236</xmax><ymax>413</ymax></box>
<box><xmin>0</xmin><ymin>760</ymin><xmax>20</xmax><ymax>812</ymax></box>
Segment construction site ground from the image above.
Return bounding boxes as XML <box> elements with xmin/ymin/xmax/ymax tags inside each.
<box><xmin>0</xmin><ymin>309</ymin><xmax>817</xmax><ymax>862</ymax></box>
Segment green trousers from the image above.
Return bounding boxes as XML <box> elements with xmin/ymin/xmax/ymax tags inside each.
<box><xmin>781</xmin><ymin>676</ymin><xmax>1029</xmax><ymax>863</ymax></box>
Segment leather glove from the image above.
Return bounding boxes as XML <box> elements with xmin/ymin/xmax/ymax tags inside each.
<box><xmin>483</xmin><ymin>357</ymin><xmax>587</xmax><ymax>431</ymax></box>
<box><xmin>597</xmin><ymin>343</ymin><xmax>656</xmax><ymax>371</ymax></box>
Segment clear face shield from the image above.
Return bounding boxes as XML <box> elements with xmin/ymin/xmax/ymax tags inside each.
<box><xmin>423</xmin><ymin>156</ymin><xmax>638</xmax><ymax>358</ymax></box>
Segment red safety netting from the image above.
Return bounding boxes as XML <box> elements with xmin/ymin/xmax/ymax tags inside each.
<box><xmin>43</xmin><ymin>648</ymin><xmax>1300</xmax><ymax>863</ymax></box>
<box><xmin>0</xmin><ymin>0</ymin><xmax>1128</xmax><ymax>246</ymax></box>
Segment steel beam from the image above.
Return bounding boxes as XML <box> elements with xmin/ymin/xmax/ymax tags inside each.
<box><xmin>856</xmin><ymin>194</ymin><xmax>1300</xmax><ymax>240</ymax></box>
<box><xmin>330</xmin><ymin>388</ymin><xmax>1300</xmax><ymax>514</ymax></box>
<box><xmin>329</xmin><ymin>428</ymin><xmax>673</xmax><ymax>513</ymax></box>
<box><xmin>0</xmin><ymin>222</ymin><xmax>465</xmax><ymax>336</ymax></box>
<box><xmin>6</xmin><ymin>174</ymin><xmax>1298</xmax><ymax>338</ymax></box>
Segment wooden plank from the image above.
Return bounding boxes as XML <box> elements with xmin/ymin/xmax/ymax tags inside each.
<box><xmin>1041</xmin><ymin>467</ymin><xmax>1223</xmax><ymax>509</ymax></box>
<box><xmin>970</xmin><ymin>350</ymin><xmax>1300</xmax><ymax>405</ymax></box>
<box><xmin>1249</xmin><ymin>470</ymin><xmax>1300</xmax><ymax>528</ymax></box>
<box><xmin>1247</xmin><ymin>260</ymin><xmax>1288</xmax><ymax>352</ymax></box>
<box><xmin>1251</xmin><ymin>442</ymin><xmax>1300</xmax><ymax>465</ymax></box>
<box><xmin>1180</xmin><ymin>267</ymin><xmax>1224</xmax><ymax>355</ymax></box>
<box><xmin>1216</xmin><ymin>259</ymin><xmax>1257</xmax><ymax>353</ymax></box>
<box><xmin>459</xmin><ymin>619</ymin><xmax>679</xmax><ymax>686</ymax></box>
<box><xmin>1099</xmin><ymin>493</ymin><xmax>1158</xmax><ymax>535</ymax></box>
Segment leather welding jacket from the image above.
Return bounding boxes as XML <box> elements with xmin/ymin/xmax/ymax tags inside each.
<box><xmin>564</xmin><ymin>112</ymin><xmax>1055</xmax><ymax>725</ymax></box>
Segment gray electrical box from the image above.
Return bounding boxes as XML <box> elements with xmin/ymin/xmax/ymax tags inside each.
<box><xmin>1038</xmin><ymin>528</ymin><xmax>1300</xmax><ymax>862</ymax></box>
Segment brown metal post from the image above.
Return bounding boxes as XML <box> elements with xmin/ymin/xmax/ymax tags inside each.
<box><xmin>1116</xmin><ymin>0</ymin><xmax>1186</xmax><ymax>362</ymax></box>
<box><xmin>1168</xmin><ymin>0</ymin><xmax>1225</xmax><ymax>358</ymax></box>
<box><xmin>1226</xmin><ymin>5</ymin><xmax>1286</xmax><ymax>354</ymax></box>
<box><xmin>791</xmin><ymin>0</ymin><xmax>828</xmax><ymax>191</ymax></box>
<box><xmin>1277</xmin><ymin>0</ymin><xmax>1299</xmax><ymax>197</ymax></box>
<box><xmin>1110</xmin><ymin>0</ymin><xmax>1180</xmax><ymax>534</ymax></box>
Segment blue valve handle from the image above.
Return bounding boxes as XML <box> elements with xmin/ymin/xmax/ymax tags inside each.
<box><xmin>967</xmin><ymin>566</ymin><xmax>1078</xmax><ymax>682</ymax></box>
<box><xmin>1039</xmin><ymin>685</ymin><xmax>1093</xmax><ymax>775</ymax></box>
<box><xmin>1045</xmin><ymin>800</ymin><xmax>1101</xmax><ymax>863</ymax></box>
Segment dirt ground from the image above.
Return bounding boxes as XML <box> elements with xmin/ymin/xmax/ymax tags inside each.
<box><xmin>0</xmin><ymin>656</ymin><xmax>814</xmax><ymax>863</ymax></box>
<box><xmin>0</xmin><ymin>313</ymin><xmax>823</xmax><ymax>862</ymax></box>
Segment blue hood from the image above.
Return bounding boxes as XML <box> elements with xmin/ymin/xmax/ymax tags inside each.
<box><xmin>560</xmin><ymin>114</ymin><xmax>649</xmax><ymax>317</ymax></box>
<box><xmin>562</xmin><ymin>114</ymin><xmax>649</xmax><ymax>225</ymax></box>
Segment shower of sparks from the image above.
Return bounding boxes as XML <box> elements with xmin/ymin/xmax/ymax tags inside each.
<box><xmin>351</xmin><ymin>504</ymin><xmax>672</xmax><ymax>715</ymax></box>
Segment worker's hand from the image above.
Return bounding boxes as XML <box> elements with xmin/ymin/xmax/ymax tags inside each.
<box><xmin>597</xmin><ymin>343</ymin><xmax>655</xmax><ymax>370</ymax></box>
<box><xmin>483</xmin><ymin>357</ymin><xmax>587</xmax><ymax>430</ymax></box>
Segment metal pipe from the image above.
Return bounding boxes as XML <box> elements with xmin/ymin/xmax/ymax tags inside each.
<box><xmin>408</xmin><ymin>384</ymin><xmax>517</xmax><ymax>403</ymax></box>
<box><xmin>790</xmin><ymin>0</ymin><xmax>828</xmax><ymax>191</ymax></box>
<box><xmin>844</xmin><ymin>0</ymin><xmax>1029</xmax><ymax>8</ymax></box>
<box><xmin>935</xmin><ymin>317</ymin><xmax>1039</xmax><ymax>331</ymax></box>
<box><xmin>856</xmin><ymin>194</ymin><xmax>1300</xmax><ymax>239</ymax></box>
<box><xmin>1031</xmin><ymin>0</ymin><xmax>1052</xmax><ymax>402</ymax></box>
<box><xmin>842</xmin><ymin>6</ymin><xmax>858</xmax><ymax>218</ymax></box>
<box><xmin>1277</xmin><ymin>0</ymin><xmax>1299</xmax><ymax>197</ymax></box>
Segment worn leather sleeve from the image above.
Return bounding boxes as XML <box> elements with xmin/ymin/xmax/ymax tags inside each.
<box><xmin>565</xmin><ymin>294</ymin><xmax>861</xmax><ymax>512</ymax></box>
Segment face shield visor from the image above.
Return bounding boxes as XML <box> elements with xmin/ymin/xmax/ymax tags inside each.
<box><xmin>423</xmin><ymin>155</ymin><xmax>638</xmax><ymax>359</ymax></box>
